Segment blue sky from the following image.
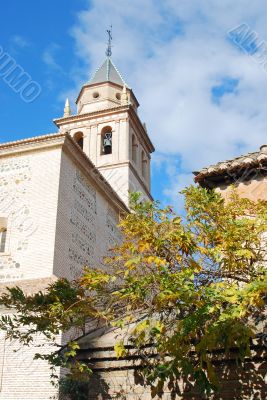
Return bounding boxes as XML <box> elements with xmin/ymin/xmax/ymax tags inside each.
<box><xmin>1</xmin><ymin>1</ymin><xmax>267</xmax><ymax>207</ymax></box>
<box><xmin>0</xmin><ymin>1</ymin><xmax>85</xmax><ymax>140</ymax></box>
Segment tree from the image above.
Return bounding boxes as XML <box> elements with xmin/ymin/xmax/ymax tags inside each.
<box><xmin>0</xmin><ymin>186</ymin><xmax>266</xmax><ymax>396</ymax></box>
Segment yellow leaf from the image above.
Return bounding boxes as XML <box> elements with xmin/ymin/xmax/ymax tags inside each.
<box><xmin>138</xmin><ymin>241</ymin><xmax>151</xmax><ymax>252</ymax></box>
<box><xmin>114</xmin><ymin>341</ymin><xmax>126</xmax><ymax>358</ymax></box>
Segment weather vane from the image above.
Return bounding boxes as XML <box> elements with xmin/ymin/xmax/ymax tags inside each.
<box><xmin>106</xmin><ymin>25</ymin><xmax>113</xmax><ymax>57</ymax></box>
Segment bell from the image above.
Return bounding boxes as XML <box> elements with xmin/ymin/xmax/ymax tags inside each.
<box><xmin>103</xmin><ymin>133</ymin><xmax>112</xmax><ymax>154</ymax></box>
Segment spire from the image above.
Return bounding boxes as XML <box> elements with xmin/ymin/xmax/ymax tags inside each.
<box><xmin>86</xmin><ymin>27</ymin><xmax>130</xmax><ymax>88</ymax></box>
<box><xmin>106</xmin><ymin>25</ymin><xmax>112</xmax><ymax>58</ymax></box>
<box><xmin>63</xmin><ymin>98</ymin><xmax>71</xmax><ymax>117</ymax></box>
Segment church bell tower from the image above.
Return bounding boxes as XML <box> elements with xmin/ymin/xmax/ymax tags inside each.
<box><xmin>54</xmin><ymin>32</ymin><xmax>154</xmax><ymax>206</ymax></box>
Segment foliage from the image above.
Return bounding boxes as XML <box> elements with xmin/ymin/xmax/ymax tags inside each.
<box><xmin>58</xmin><ymin>376</ymin><xmax>89</xmax><ymax>400</ymax></box>
<box><xmin>0</xmin><ymin>186</ymin><xmax>266</xmax><ymax>396</ymax></box>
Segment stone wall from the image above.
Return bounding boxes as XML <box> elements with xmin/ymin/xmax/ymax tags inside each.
<box><xmin>76</xmin><ymin>338</ymin><xmax>266</xmax><ymax>400</ymax></box>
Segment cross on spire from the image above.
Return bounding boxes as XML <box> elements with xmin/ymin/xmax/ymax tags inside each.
<box><xmin>106</xmin><ymin>25</ymin><xmax>113</xmax><ymax>57</ymax></box>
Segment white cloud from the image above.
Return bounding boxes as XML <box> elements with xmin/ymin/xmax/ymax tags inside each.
<box><xmin>67</xmin><ymin>0</ymin><xmax>267</xmax><ymax>206</ymax></box>
<box><xmin>43</xmin><ymin>43</ymin><xmax>64</xmax><ymax>73</ymax></box>
<box><xmin>10</xmin><ymin>35</ymin><xmax>30</xmax><ymax>48</ymax></box>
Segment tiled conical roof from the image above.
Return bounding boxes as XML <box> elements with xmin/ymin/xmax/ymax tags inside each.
<box><xmin>88</xmin><ymin>57</ymin><xmax>129</xmax><ymax>87</ymax></box>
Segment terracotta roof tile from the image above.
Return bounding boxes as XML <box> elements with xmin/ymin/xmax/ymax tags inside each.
<box><xmin>194</xmin><ymin>145</ymin><xmax>267</xmax><ymax>184</ymax></box>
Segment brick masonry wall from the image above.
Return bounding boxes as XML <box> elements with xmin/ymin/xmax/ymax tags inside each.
<box><xmin>0</xmin><ymin>330</ymin><xmax>61</xmax><ymax>400</ymax></box>
<box><xmin>0</xmin><ymin>140</ymin><xmax>124</xmax><ymax>400</ymax></box>
<box><xmin>53</xmin><ymin>149</ymin><xmax>122</xmax><ymax>280</ymax></box>
<box><xmin>0</xmin><ymin>146</ymin><xmax>62</xmax><ymax>400</ymax></box>
<box><xmin>0</xmin><ymin>148</ymin><xmax>61</xmax><ymax>283</ymax></box>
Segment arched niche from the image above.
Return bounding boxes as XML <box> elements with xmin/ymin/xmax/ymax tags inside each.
<box><xmin>132</xmin><ymin>134</ymin><xmax>138</xmax><ymax>164</ymax></box>
<box><xmin>141</xmin><ymin>150</ymin><xmax>148</xmax><ymax>179</ymax></box>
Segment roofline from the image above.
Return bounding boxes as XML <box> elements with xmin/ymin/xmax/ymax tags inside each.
<box><xmin>194</xmin><ymin>144</ymin><xmax>267</xmax><ymax>188</ymax></box>
<box><xmin>0</xmin><ymin>132</ymin><xmax>65</xmax><ymax>150</ymax></box>
<box><xmin>195</xmin><ymin>162</ymin><xmax>267</xmax><ymax>188</ymax></box>
<box><xmin>194</xmin><ymin>157</ymin><xmax>267</xmax><ymax>188</ymax></box>
<box><xmin>0</xmin><ymin>132</ymin><xmax>129</xmax><ymax>214</ymax></box>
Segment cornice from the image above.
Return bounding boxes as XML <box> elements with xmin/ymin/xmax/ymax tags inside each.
<box><xmin>53</xmin><ymin>104</ymin><xmax>155</xmax><ymax>154</ymax></box>
<box><xmin>76</xmin><ymin>82</ymin><xmax>140</xmax><ymax>108</ymax></box>
<box><xmin>0</xmin><ymin>132</ymin><xmax>65</xmax><ymax>149</ymax></box>
<box><xmin>53</xmin><ymin>105</ymin><xmax>129</xmax><ymax>126</ymax></box>
<box><xmin>0</xmin><ymin>133</ymin><xmax>66</xmax><ymax>157</ymax></box>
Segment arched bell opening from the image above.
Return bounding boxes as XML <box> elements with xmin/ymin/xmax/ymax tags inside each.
<box><xmin>101</xmin><ymin>126</ymin><xmax>113</xmax><ymax>155</ymax></box>
<box><xmin>73</xmin><ymin>132</ymin><xmax>84</xmax><ymax>150</ymax></box>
